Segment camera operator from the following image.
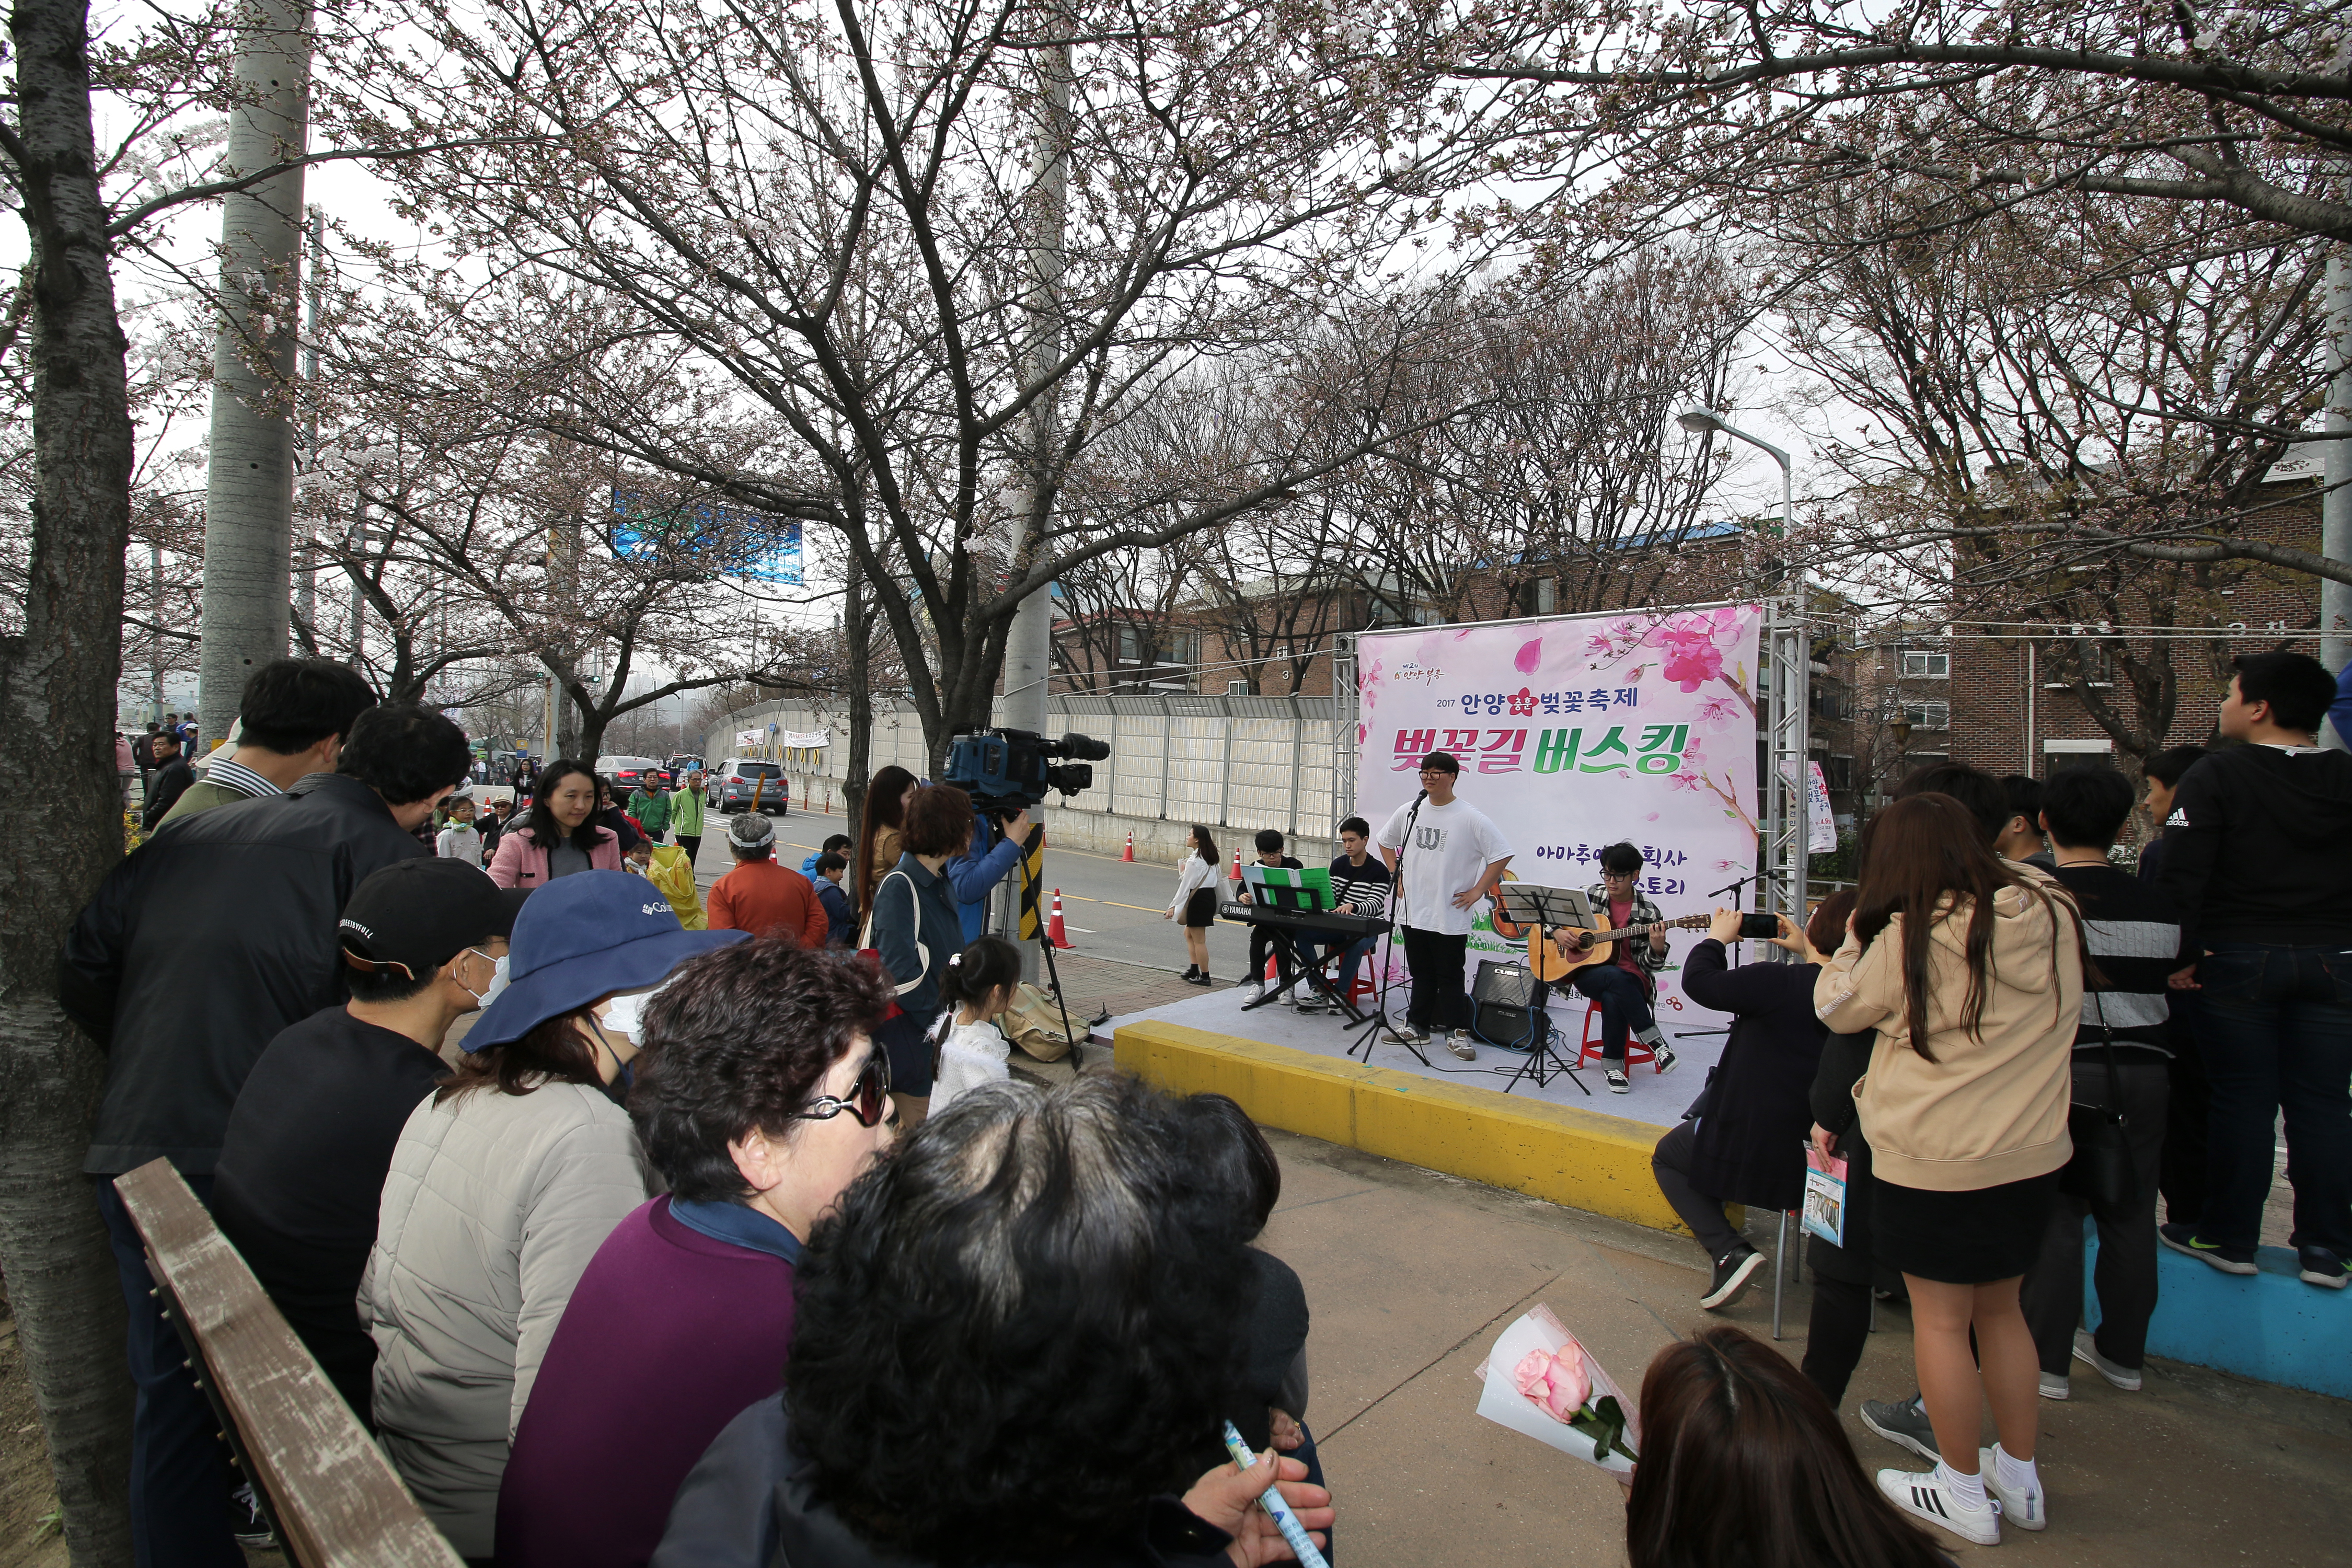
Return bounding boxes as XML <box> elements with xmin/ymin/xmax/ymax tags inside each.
<box><xmin>947</xmin><ymin>804</ymin><xmax>1040</xmax><ymax>942</ymax></box>
<box><xmin>1651</xmin><ymin>895</ymin><xmax>1850</xmax><ymax>1312</ymax></box>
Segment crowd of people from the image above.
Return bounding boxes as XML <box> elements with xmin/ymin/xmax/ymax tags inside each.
<box><xmin>1607</xmin><ymin>650</ymin><xmax>2349</xmax><ymax>1547</ymax></box>
<box><xmin>73</xmin><ymin>648</ymin><xmax>2349</xmax><ymax>1564</ymax></box>
<box><xmin>1168</xmin><ymin>650</ymin><xmax>2346</xmax><ymax>1551</ymax></box>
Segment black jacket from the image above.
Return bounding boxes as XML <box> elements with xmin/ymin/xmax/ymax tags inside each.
<box><xmin>1805</xmin><ymin>1027</ymin><xmax>1890</xmax><ymax>1287</ymax></box>
<box><xmin>141</xmin><ymin>756</ymin><xmax>195</xmax><ymax>829</ymax></box>
<box><xmin>1677</xmin><ymin>942</ymin><xmax>1826</xmax><ymax>1211</ymax></box>
<box><xmin>595</xmin><ymin>803</ymin><xmax>643</xmax><ymax>854</ymax></box>
<box><xmin>2159</xmin><ymin>743</ymin><xmax>2352</xmax><ymax>946</ymax></box>
<box><xmin>60</xmin><ymin>771</ymin><xmax>429</xmax><ymax>1175</ymax></box>
<box><xmin>652</xmin><ymin>1397</ymin><xmax>1237</xmax><ymax>1568</ymax></box>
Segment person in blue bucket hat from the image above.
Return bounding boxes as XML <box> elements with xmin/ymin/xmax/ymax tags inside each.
<box><xmin>360</xmin><ymin>872</ymin><xmax>746</xmax><ymax>1558</ymax></box>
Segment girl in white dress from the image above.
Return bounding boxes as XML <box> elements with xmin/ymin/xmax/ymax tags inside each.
<box><xmin>928</xmin><ymin>936</ymin><xmax>1024</xmax><ymax>1113</ymax></box>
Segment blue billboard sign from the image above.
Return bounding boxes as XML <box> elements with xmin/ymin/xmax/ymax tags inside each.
<box><xmin>610</xmin><ymin>488</ymin><xmax>803</xmax><ymax>585</ymax></box>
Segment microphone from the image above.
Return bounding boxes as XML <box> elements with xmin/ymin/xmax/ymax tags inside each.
<box><xmin>1412</xmin><ymin>788</ymin><xmax>1428</xmax><ymax>805</ymax></box>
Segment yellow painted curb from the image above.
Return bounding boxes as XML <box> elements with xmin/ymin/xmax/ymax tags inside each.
<box><xmin>1114</xmin><ymin>1019</ymin><xmax>1717</xmax><ymax>1237</ymax></box>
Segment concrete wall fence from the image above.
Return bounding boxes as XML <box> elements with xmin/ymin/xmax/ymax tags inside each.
<box><xmin>704</xmin><ymin>694</ymin><xmax>1346</xmax><ymax>866</ymax></box>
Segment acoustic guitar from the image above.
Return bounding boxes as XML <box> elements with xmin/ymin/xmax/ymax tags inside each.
<box><xmin>1511</xmin><ymin>913</ymin><xmax>1713</xmax><ymax>983</ymax></box>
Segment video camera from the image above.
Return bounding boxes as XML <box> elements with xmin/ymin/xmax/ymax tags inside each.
<box><xmin>942</xmin><ymin>727</ymin><xmax>1110</xmax><ymax>812</ymax></box>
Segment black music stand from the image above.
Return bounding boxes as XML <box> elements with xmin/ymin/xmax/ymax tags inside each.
<box><xmin>1235</xmin><ymin>873</ymin><xmax>1367</xmax><ymax>1024</ymax></box>
<box><xmin>1489</xmin><ymin>883</ymin><xmax>1592</xmax><ymax>1096</ymax></box>
<box><xmin>1234</xmin><ymin>868</ymin><xmax>1309</xmax><ymax>1005</ymax></box>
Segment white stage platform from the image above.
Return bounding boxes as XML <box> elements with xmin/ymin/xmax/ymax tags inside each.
<box><xmin>1105</xmin><ymin>983</ymin><xmax>1727</xmax><ymax>1131</ymax></box>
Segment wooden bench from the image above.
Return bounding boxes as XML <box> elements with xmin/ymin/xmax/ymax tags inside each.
<box><xmin>113</xmin><ymin>1158</ymin><xmax>461</xmax><ymax>1567</ymax></box>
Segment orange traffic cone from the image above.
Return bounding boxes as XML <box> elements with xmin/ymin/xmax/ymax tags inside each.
<box><xmin>1231</xmin><ymin>846</ymin><xmax>1242</xmax><ymax>884</ymax></box>
<box><xmin>1048</xmin><ymin>889</ymin><xmax>1074</xmax><ymax>949</ymax></box>
<box><xmin>1122</xmin><ymin>829</ymin><xmax>1135</xmax><ymax>862</ymax></box>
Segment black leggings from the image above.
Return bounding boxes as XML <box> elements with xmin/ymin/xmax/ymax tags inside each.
<box><xmin>1802</xmin><ymin>1274</ymin><xmax>1873</xmax><ymax>1407</ymax></box>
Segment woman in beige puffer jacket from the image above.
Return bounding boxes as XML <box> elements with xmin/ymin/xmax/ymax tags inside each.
<box><xmin>1814</xmin><ymin>792</ymin><xmax>2083</xmax><ymax>1548</ymax></box>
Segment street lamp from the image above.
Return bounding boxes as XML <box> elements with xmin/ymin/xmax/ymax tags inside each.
<box><xmin>1681</xmin><ymin>405</ymin><xmax>1806</xmax><ymax>928</ymax></box>
<box><xmin>1677</xmin><ymin>406</ymin><xmax>1792</xmax><ymax>543</ymax></box>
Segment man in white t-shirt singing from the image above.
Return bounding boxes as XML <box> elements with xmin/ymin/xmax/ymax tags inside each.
<box><xmin>1376</xmin><ymin>750</ymin><xmax>1513</xmax><ymax>1062</ymax></box>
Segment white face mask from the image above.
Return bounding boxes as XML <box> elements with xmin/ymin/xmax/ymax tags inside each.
<box><xmin>601</xmin><ymin>978</ymin><xmax>670</xmax><ymax>1045</ymax></box>
<box><xmin>480</xmin><ymin>953</ymin><xmax>512</xmax><ymax>1007</ymax></box>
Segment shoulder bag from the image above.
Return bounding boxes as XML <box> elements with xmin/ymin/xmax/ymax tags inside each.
<box><xmin>2059</xmin><ymin>990</ymin><xmax>2134</xmax><ymax>1210</ymax></box>
<box><xmin>856</xmin><ymin>868</ymin><xmax>922</xmax><ymax>1022</ymax></box>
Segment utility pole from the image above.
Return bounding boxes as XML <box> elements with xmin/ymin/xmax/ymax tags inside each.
<box><xmin>196</xmin><ymin>0</ymin><xmax>312</xmax><ymax>745</ymax></box>
<box><xmin>349</xmin><ymin>500</ymin><xmax>366</xmax><ymax>670</ymax></box>
<box><xmin>2322</xmin><ymin>240</ymin><xmax>2351</xmax><ymax>750</ymax></box>
<box><xmin>148</xmin><ymin>541</ymin><xmax>165</xmax><ymax>721</ymax></box>
<box><xmin>295</xmin><ymin>205</ymin><xmax>322</xmax><ymax>640</ymax></box>
<box><xmin>996</xmin><ymin>6</ymin><xmax>1073</xmax><ymax>981</ymax></box>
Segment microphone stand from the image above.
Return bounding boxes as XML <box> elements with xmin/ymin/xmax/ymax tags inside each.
<box><xmin>1347</xmin><ymin>791</ymin><xmax>1430</xmax><ymax>1068</ymax></box>
<box><xmin>1671</xmin><ymin>872</ymin><xmax>1760</xmax><ymax>1041</ymax></box>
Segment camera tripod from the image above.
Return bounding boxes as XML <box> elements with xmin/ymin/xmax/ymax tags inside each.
<box><xmin>1007</xmin><ymin>820</ymin><xmax>1088</xmax><ymax>1069</ymax></box>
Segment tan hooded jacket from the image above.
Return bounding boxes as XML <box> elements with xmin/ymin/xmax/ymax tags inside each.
<box><xmin>1813</xmin><ymin>881</ymin><xmax>2083</xmax><ymax>1193</ymax></box>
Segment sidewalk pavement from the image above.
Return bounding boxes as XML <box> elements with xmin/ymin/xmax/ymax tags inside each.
<box><xmin>1256</xmin><ymin>1125</ymin><xmax>2348</xmax><ymax>1568</ymax></box>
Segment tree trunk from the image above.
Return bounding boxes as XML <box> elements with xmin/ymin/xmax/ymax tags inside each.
<box><xmin>0</xmin><ymin>0</ymin><xmax>140</xmax><ymax>1558</ymax></box>
<box><xmin>195</xmin><ymin>0</ymin><xmax>310</xmax><ymax>742</ymax></box>
<box><xmin>574</xmin><ymin>694</ymin><xmax>608</xmax><ymax>765</ymax></box>
<box><xmin>841</xmin><ymin>560</ymin><xmax>873</xmax><ymax>908</ymax></box>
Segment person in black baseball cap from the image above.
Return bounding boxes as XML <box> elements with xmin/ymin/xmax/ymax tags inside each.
<box><xmin>211</xmin><ymin>857</ymin><xmax>531</xmax><ymax>1431</ymax></box>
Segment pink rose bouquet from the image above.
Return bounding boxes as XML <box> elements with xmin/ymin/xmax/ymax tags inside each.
<box><xmin>1509</xmin><ymin>1340</ymin><xmax>1637</xmax><ymax>1462</ymax></box>
<box><xmin>1513</xmin><ymin>1346</ymin><xmax>1590</xmax><ymax>1420</ymax></box>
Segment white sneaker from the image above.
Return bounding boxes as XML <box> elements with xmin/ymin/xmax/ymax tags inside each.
<box><xmin>1648</xmin><ymin>1040</ymin><xmax>1678</xmax><ymax>1074</ymax></box>
<box><xmin>1604</xmin><ymin>1067</ymin><xmax>1630</xmax><ymax>1093</ymax></box>
<box><xmin>1384</xmin><ymin>1021</ymin><xmax>1429</xmax><ymax>1046</ymax></box>
<box><xmin>2038</xmin><ymin>1369</ymin><xmax>2069</xmax><ymax>1400</ymax></box>
<box><xmin>2071</xmin><ymin>1330</ymin><xmax>2143</xmax><ymax>1391</ymax></box>
<box><xmin>1877</xmin><ymin>1466</ymin><xmax>2001</xmax><ymax>1547</ymax></box>
<box><xmin>1979</xmin><ymin>1447</ymin><xmax>2047</xmax><ymax>1531</ymax></box>
<box><xmin>1446</xmin><ymin>1030</ymin><xmax>1477</xmax><ymax>1061</ymax></box>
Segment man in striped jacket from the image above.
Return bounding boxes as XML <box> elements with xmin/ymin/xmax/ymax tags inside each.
<box><xmin>2020</xmin><ymin>766</ymin><xmax>2185</xmax><ymax>1402</ymax></box>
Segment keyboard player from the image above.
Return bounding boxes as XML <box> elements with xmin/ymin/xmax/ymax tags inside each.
<box><xmin>1238</xmin><ymin>829</ymin><xmax>1306</xmax><ymax>1001</ymax></box>
<box><xmin>1288</xmin><ymin>817</ymin><xmax>1392</xmax><ymax>1014</ymax></box>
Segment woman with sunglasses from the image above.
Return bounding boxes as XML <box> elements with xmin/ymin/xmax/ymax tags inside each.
<box><xmin>361</xmin><ymin>872</ymin><xmax>746</xmax><ymax>1561</ymax></box>
<box><xmin>495</xmin><ymin>939</ymin><xmax>896</xmax><ymax>1568</ymax></box>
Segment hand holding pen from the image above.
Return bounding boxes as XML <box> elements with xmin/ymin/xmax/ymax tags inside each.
<box><xmin>1194</xmin><ymin>1421</ymin><xmax>1331</xmax><ymax>1567</ymax></box>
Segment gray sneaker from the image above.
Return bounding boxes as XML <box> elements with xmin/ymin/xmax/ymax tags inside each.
<box><xmin>1446</xmin><ymin>1030</ymin><xmax>1477</xmax><ymax>1061</ymax></box>
<box><xmin>2071</xmin><ymin>1330</ymin><xmax>2142</xmax><ymax>1391</ymax></box>
<box><xmin>1858</xmin><ymin>1392</ymin><xmax>1939</xmax><ymax>1463</ymax></box>
<box><xmin>1383</xmin><ymin>1020</ymin><xmax>1431</xmax><ymax>1046</ymax></box>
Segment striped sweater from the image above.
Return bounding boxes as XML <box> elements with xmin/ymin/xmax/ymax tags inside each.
<box><xmin>2050</xmin><ymin>863</ymin><xmax>2183</xmax><ymax>1054</ymax></box>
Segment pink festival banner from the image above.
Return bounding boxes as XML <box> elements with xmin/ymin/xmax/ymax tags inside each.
<box><xmin>1354</xmin><ymin>603</ymin><xmax>1764</xmax><ymax>1035</ymax></box>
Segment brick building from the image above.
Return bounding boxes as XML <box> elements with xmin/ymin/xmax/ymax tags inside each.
<box><xmin>1827</xmin><ymin>470</ymin><xmax>2324</xmax><ymax>811</ymax></box>
<box><xmin>1051</xmin><ymin>522</ymin><xmax>1774</xmax><ymax>698</ymax></box>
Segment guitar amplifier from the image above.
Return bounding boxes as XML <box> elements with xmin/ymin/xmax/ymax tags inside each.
<box><xmin>1471</xmin><ymin>959</ymin><xmax>1540</xmax><ymax>1049</ymax></box>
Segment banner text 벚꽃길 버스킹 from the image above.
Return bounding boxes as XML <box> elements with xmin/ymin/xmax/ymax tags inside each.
<box><xmin>1354</xmin><ymin>605</ymin><xmax>1764</xmax><ymax>1036</ymax></box>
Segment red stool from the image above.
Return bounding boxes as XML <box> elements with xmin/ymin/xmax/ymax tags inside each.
<box><xmin>1574</xmin><ymin>1001</ymin><xmax>1657</xmax><ymax>1071</ymax></box>
<box><xmin>1347</xmin><ymin>975</ymin><xmax>1376</xmax><ymax>1007</ymax></box>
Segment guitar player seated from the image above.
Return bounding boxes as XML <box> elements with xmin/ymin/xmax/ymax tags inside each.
<box><xmin>1549</xmin><ymin>841</ymin><xmax>1681</xmax><ymax>1092</ymax></box>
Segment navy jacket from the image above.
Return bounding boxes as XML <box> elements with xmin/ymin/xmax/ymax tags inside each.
<box><xmin>60</xmin><ymin>773</ymin><xmax>428</xmax><ymax>1174</ymax></box>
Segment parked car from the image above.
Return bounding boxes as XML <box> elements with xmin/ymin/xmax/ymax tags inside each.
<box><xmin>594</xmin><ymin>755</ymin><xmax>668</xmax><ymax>793</ymax></box>
<box><xmin>706</xmin><ymin>759</ymin><xmax>789</xmax><ymax>816</ymax></box>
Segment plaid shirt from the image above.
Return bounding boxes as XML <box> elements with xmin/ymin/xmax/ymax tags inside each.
<box><xmin>1585</xmin><ymin>882</ymin><xmax>1668</xmax><ymax>978</ymax></box>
